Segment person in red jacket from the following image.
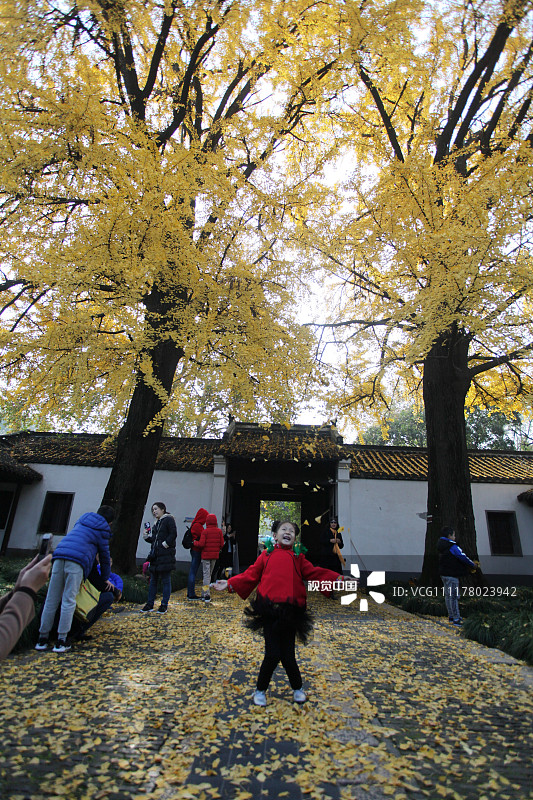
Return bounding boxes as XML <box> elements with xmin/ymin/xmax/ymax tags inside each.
<box><xmin>198</xmin><ymin>514</ymin><xmax>224</xmax><ymax>603</ymax></box>
<box><xmin>213</xmin><ymin>520</ymin><xmax>344</xmax><ymax>706</ymax></box>
<box><xmin>187</xmin><ymin>508</ymin><xmax>208</xmax><ymax>600</ymax></box>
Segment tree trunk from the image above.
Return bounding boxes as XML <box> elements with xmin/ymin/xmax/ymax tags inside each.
<box><xmin>102</xmin><ymin>335</ymin><xmax>183</xmax><ymax>574</ymax></box>
<box><xmin>420</xmin><ymin>327</ymin><xmax>480</xmax><ymax>585</ymax></box>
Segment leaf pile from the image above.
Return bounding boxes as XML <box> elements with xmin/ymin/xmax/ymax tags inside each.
<box><xmin>0</xmin><ymin>591</ymin><xmax>531</xmax><ymax>799</ymax></box>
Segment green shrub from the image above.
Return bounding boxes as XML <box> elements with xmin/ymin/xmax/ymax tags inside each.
<box><xmin>401</xmin><ymin>594</ymin><xmax>447</xmax><ymax>617</ymax></box>
<box><xmin>462</xmin><ymin>608</ymin><xmax>533</xmax><ymax>665</ymax></box>
<box><xmin>171</xmin><ymin>569</ymin><xmax>188</xmax><ymax>592</ymax></box>
<box><xmin>383</xmin><ymin>580</ymin><xmax>533</xmax><ymax>665</ymax></box>
<box><xmin>121</xmin><ymin>575</ymin><xmax>149</xmax><ymax>604</ymax></box>
<box><xmin>0</xmin><ymin>557</ymin><xmax>27</xmax><ymax>596</ymax></box>
<box><xmin>121</xmin><ymin>570</ymin><xmax>188</xmax><ymax>603</ymax></box>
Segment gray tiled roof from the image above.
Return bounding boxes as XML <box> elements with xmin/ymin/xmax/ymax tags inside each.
<box><xmin>4</xmin><ymin>427</ymin><xmax>533</xmax><ymax>485</ymax></box>
<box><xmin>0</xmin><ymin>439</ymin><xmax>42</xmax><ymax>483</ymax></box>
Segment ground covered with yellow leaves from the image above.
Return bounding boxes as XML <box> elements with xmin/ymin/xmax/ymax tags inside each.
<box><xmin>0</xmin><ymin>591</ymin><xmax>532</xmax><ymax>800</ymax></box>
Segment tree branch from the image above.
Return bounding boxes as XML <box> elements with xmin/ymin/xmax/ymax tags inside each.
<box><xmin>436</xmin><ymin>17</ymin><xmax>517</xmax><ymax>160</ymax></box>
<box><xmin>468</xmin><ymin>341</ymin><xmax>533</xmax><ymax>378</ymax></box>
<box><xmin>156</xmin><ymin>19</ymin><xmax>222</xmax><ymax>146</ymax></box>
<box><xmin>481</xmin><ymin>39</ymin><xmax>533</xmax><ymax>148</ymax></box>
<box><xmin>142</xmin><ymin>3</ymin><xmax>177</xmax><ymax>101</ymax></box>
<box><xmin>358</xmin><ymin>66</ymin><xmax>404</xmax><ymax>162</ymax></box>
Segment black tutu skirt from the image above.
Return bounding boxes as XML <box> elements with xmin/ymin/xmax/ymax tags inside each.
<box><xmin>243</xmin><ymin>594</ymin><xmax>314</xmax><ymax>644</ymax></box>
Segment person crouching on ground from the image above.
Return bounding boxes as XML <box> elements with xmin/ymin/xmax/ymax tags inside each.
<box><xmin>437</xmin><ymin>525</ymin><xmax>479</xmax><ymax>626</ymax></box>
<box><xmin>36</xmin><ymin>505</ymin><xmax>114</xmax><ymax>653</ymax></box>
<box><xmin>72</xmin><ymin>556</ymin><xmax>123</xmax><ymax>641</ymax></box>
<box><xmin>213</xmin><ymin>520</ymin><xmax>345</xmax><ymax>706</ymax></box>
<box><xmin>198</xmin><ymin>514</ymin><xmax>224</xmax><ymax>603</ymax></box>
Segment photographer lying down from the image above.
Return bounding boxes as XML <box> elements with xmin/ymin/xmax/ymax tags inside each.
<box><xmin>0</xmin><ymin>554</ymin><xmax>52</xmax><ymax>661</ymax></box>
<box><xmin>70</xmin><ymin>557</ymin><xmax>123</xmax><ymax>642</ymax></box>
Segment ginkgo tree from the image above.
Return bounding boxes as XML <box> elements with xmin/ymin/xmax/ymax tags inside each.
<box><xmin>0</xmin><ymin>0</ymin><xmax>358</xmax><ymax>571</ymax></box>
<box><xmin>302</xmin><ymin>0</ymin><xmax>533</xmax><ymax>583</ymax></box>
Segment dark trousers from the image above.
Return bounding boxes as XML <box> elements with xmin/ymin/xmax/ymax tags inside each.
<box><xmin>79</xmin><ymin>591</ymin><xmax>115</xmax><ymax>634</ymax></box>
<box><xmin>256</xmin><ymin>621</ymin><xmax>302</xmax><ymax>691</ymax></box>
<box><xmin>64</xmin><ymin>591</ymin><xmax>115</xmax><ymax>640</ymax></box>
<box><xmin>187</xmin><ymin>549</ymin><xmax>202</xmax><ymax>597</ymax></box>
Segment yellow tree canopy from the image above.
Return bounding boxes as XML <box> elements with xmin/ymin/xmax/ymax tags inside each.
<box><xmin>0</xmin><ymin>0</ymin><xmax>364</xmax><ymax>431</ymax></box>
<box><xmin>298</xmin><ymin>0</ymin><xmax>533</xmax><ymax>427</ymax></box>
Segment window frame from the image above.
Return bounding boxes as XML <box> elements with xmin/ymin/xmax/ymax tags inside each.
<box><xmin>485</xmin><ymin>510</ymin><xmax>523</xmax><ymax>557</ymax></box>
<box><xmin>37</xmin><ymin>492</ymin><xmax>74</xmax><ymax>536</ymax></box>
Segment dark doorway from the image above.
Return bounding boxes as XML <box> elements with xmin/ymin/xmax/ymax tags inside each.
<box><xmin>226</xmin><ymin>457</ymin><xmax>336</xmax><ymax>569</ymax></box>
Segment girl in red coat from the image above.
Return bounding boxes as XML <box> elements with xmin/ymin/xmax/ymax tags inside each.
<box><xmin>213</xmin><ymin>520</ymin><xmax>344</xmax><ymax>706</ymax></box>
<box><xmin>198</xmin><ymin>514</ymin><xmax>224</xmax><ymax>603</ymax></box>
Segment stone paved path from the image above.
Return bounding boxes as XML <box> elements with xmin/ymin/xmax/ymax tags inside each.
<box><xmin>0</xmin><ymin>591</ymin><xmax>531</xmax><ymax>800</ymax></box>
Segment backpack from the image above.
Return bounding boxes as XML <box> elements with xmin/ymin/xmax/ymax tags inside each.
<box><xmin>182</xmin><ymin>526</ymin><xmax>193</xmax><ymax>549</ymax></box>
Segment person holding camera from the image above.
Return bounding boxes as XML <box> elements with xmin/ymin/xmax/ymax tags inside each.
<box><xmin>319</xmin><ymin>516</ymin><xmax>345</xmax><ymax>573</ymax></box>
<box><xmin>211</xmin><ymin>519</ymin><xmax>237</xmax><ymax>582</ymax></box>
<box><xmin>0</xmin><ymin>554</ymin><xmax>52</xmax><ymax>660</ymax></box>
<box><xmin>140</xmin><ymin>502</ymin><xmax>177</xmax><ymax>614</ymax></box>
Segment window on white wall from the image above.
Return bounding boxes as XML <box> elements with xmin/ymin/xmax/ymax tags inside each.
<box><xmin>486</xmin><ymin>511</ymin><xmax>522</xmax><ymax>556</ymax></box>
<box><xmin>0</xmin><ymin>490</ymin><xmax>15</xmax><ymax>529</ymax></box>
<box><xmin>38</xmin><ymin>492</ymin><xmax>74</xmax><ymax>535</ymax></box>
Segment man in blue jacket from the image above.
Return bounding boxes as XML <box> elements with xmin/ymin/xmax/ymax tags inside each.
<box><xmin>35</xmin><ymin>506</ymin><xmax>114</xmax><ymax>652</ymax></box>
<box><xmin>437</xmin><ymin>526</ymin><xmax>478</xmax><ymax>626</ymax></box>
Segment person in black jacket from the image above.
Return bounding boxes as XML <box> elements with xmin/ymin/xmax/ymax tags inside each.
<box><xmin>437</xmin><ymin>526</ymin><xmax>478</xmax><ymax>626</ymax></box>
<box><xmin>141</xmin><ymin>502</ymin><xmax>177</xmax><ymax>614</ymax></box>
<box><xmin>319</xmin><ymin>517</ymin><xmax>345</xmax><ymax>572</ymax></box>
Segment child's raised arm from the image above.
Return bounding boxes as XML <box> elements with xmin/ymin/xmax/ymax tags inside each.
<box><xmin>215</xmin><ymin>552</ymin><xmax>266</xmax><ymax>600</ymax></box>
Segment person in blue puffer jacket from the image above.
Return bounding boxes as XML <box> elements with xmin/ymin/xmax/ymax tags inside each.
<box><xmin>437</xmin><ymin>525</ymin><xmax>479</xmax><ymax>626</ymax></box>
<box><xmin>35</xmin><ymin>506</ymin><xmax>114</xmax><ymax>653</ymax></box>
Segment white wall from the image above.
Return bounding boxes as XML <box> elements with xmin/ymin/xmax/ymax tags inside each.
<box><xmin>471</xmin><ymin>482</ymin><xmax>533</xmax><ymax>576</ymax></box>
<box><xmin>5</xmin><ymin>464</ymin><xmax>110</xmax><ymax>552</ymax></box>
<box><xmin>4</xmin><ymin>464</ymin><xmax>215</xmax><ymax>563</ymax></box>
<box><xmin>5</xmin><ymin>460</ymin><xmax>532</xmax><ymax>580</ymax></box>
<box><xmin>347</xmin><ymin>478</ymin><xmax>427</xmax><ymax>575</ymax></box>
<box><xmin>142</xmin><ymin>469</ymin><xmax>214</xmax><ymax>562</ymax></box>
<box><xmin>347</xmin><ymin>477</ymin><xmax>533</xmax><ymax>579</ymax></box>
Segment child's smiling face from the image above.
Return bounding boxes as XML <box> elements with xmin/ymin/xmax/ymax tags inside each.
<box><xmin>275</xmin><ymin>522</ymin><xmax>296</xmax><ymax>548</ymax></box>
